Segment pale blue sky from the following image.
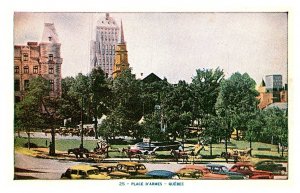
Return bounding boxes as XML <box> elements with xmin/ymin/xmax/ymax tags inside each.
<box><xmin>14</xmin><ymin>12</ymin><xmax>287</xmax><ymax>84</ymax></box>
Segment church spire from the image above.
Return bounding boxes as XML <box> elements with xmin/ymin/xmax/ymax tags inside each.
<box><xmin>120</xmin><ymin>20</ymin><xmax>125</xmax><ymax>44</ymax></box>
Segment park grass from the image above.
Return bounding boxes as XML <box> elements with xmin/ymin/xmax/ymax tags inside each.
<box><xmin>14</xmin><ymin>137</ymin><xmax>99</xmax><ymax>152</ymax></box>
<box><xmin>14</xmin><ymin>136</ymin><xmax>287</xmax><ymax>161</ymax></box>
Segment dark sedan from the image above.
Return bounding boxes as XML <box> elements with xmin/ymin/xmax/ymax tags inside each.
<box><xmin>255</xmin><ymin>160</ymin><xmax>287</xmax><ymax>175</ymax></box>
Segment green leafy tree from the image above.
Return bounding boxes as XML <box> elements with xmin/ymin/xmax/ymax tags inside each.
<box><xmin>90</xmin><ymin>67</ymin><xmax>111</xmax><ymax>139</ymax></box>
<box><xmin>261</xmin><ymin>107</ymin><xmax>288</xmax><ymax>156</ymax></box>
<box><xmin>202</xmin><ymin>114</ymin><xmax>226</xmax><ymax>156</ymax></box>
<box><xmin>190</xmin><ymin>68</ymin><xmax>224</xmax><ymax>139</ymax></box>
<box><xmin>244</xmin><ymin>110</ymin><xmax>264</xmax><ymax>155</ymax></box>
<box><xmin>142</xmin><ymin>113</ymin><xmax>168</xmax><ymax>142</ymax></box>
<box><xmin>15</xmin><ymin>76</ymin><xmax>62</xmax><ymax>153</ymax></box>
<box><xmin>163</xmin><ymin>80</ymin><xmax>193</xmax><ymax>141</ymax></box>
<box><xmin>15</xmin><ymin>94</ymin><xmax>44</xmax><ymax>149</ymax></box>
<box><xmin>109</xmin><ymin>69</ymin><xmax>144</xmax><ymax>138</ymax></box>
<box><xmin>59</xmin><ymin>77</ymin><xmax>81</xmax><ymax>127</ymax></box>
<box><xmin>216</xmin><ymin>72</ymin><xmax>258</xmax><ymax>161</ymax></box>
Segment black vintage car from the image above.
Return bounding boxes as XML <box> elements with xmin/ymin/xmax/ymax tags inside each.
<box><xmin>255</xmin><ymin>160</ymin><xmax>287</xmax><ymax>175</ymax></box>
<box><xmin>132</xmin><ymin>141</ymin><xmax>182</xmax><ymax>151</ymax></box>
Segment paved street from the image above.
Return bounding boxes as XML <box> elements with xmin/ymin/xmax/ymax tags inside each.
<box><xmin>14</xmin><ymin>153</ymin><xmax>287</xmax><ymax>180</ymax></box>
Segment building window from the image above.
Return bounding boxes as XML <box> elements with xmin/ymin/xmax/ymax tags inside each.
<box><xmin>14</xmin><ymin>80</ymin><xmax>20</xmax><ymax>91</ymax></box>
<box><xmin>49</xmin><ymin>54</ymin><xmax>53</xmax><ymax>61</ymax></box>
<box><xmin>14</xmin><ymin>66</ymin><xmax>19</xmax><ymax>74</ymax></box>
<box><xmin>49</xmin><ymin>80</ymin><xmax>54</xmax><ymax>91</ymax></box>
<box><xmin>24</xmin><ymin>80</ymin><xmax>29</xmax><ymax>91</ymax></box>
<box><xmin>33</xmin><ymin>66</ymin><xmax>38</xmax><ymax>74</ymax></box>
<box><xmin>49</xmin><ymin>66</ymin><xmax>54</xmax><ymax>74</ymax></box>
<box><xmin>23</xmin><ymin>66</ymin><xmax>29</xmax><ymax>74</ymax></box>
<box><xmin>23</xmin><ymin>53</ymin><xmax>28</xmax><ymax>61</ymax></box>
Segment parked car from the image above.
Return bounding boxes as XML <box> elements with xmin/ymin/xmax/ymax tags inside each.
<box><xmin>145</xmin><ymin>170</ymin><xmax>180</xmax><ymax>179</ymax></box>
<box><xmin>229</xmin><ymin>162</ymin><xmax>274</xmax><ymax>179</ymax></box>
<box><xmin>116</xmin><ymin>162</ymin><xmax>148</xmax><ymax>176</ymax></box>
<box><xmin>152</xmin><ymin>141</ymin><xmax>182</xmax><ymax>151</ymax></box>
<box><xmin>254</xmin><ymin>160</ymin><xmax>287</xmax><ymax>175</ymax></box>
<box><xmin>131</xmin><ymin>142</ymin><xmax>157</xmax><ymax>151</ymax></box>
<box><xmin>91</xmin><ymin>163</ymin><xmax>130</xmax><ymax>179</ymax></box>
<box><xmin>61</xmin><ymin>165</ymin><xmax>110</xmax><ymax>179</ymax></box>
<box><xmin>176</xmin><ymin>168</ymin><xmax>204</xmax><ymax>179</ymax></box>
<box><xmin>206</xmin><ymin>164</ymin><xmax>247</xmax><ymax>179</ymax></box>
<box><xmin>176</xmin><ymin>165</ymin><xmax>228</xmax><ymax>180</ymax></box>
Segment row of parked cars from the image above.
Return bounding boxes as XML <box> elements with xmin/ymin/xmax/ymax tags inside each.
<box><xmin>61</xmin><ymin>160</ymin><xmax>286</xmax><ymax>180</ymax></box>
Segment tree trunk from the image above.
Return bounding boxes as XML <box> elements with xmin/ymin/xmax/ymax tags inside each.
<box><xmin>249</xmin><ymin>136</ymin><xmax>252</xmax><ymax>156</ymax></box>
<box><xmin>27</xmin><ymin>129</ymin><xmax>31</xmax><ymax>149</ymax></box>
<box><xmin>94</xmin><ymin>115</ymin><xmax>98</xmax><ymax>139</ymax></box>
<box><xmin>225</xmin><ymin>121</ymin><xmax>230</xmax><ymax>163</ymax></box>
<box><xmin>236</xmin><ymin>129</ymin><xmax>239</xmax><ymax>140</ymax></box>
<box><xmin>50</xmin><ymin>127</ymin><xmax>56</xmax><ymax>156</ymax></box>
<box><xmin>210</xmin><ymin>138</ymin><xmax>213</xmax><ymax>157</ymax></box>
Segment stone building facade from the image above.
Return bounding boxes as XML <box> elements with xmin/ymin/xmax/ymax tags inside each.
<box><xmin>90</xmin><ymin>13</ymin><xmax>119</xmax><ymax>78</ymax></box>
<box><xmin>14</xmin><ymin>23</ymin><xmax>63</xmax><ymax>102</ymax></box>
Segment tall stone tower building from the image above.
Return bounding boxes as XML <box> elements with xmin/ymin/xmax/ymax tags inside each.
<box><xmin>90</xmin><ymin>13</ymin><xmax>119</xmax><ymax>78</ymax></box>
<box><xmin>14</xmin><ymin>23</ymin><xmax>63</xmax><ymax>102</ymax></box>
<box><xmin>112</xmin><ymin>21</ymin><xmax>130</xmax><ymax>79</ymax></box>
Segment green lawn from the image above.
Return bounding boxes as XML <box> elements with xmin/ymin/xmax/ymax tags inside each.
<box><xmin>14</xmin><ymin>137</ymin><xmax>287</xmax><ymax>160</ymax></box>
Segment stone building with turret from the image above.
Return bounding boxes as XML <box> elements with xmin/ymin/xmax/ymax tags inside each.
<box><xmin>14</xmin><ymin>23</ymin><xmax>63</xmax><ymax>102</ymax></box>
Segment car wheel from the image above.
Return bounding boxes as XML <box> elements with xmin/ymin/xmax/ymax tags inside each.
<box><xmin>280</xmin><ymin>170</ymin><xmax>286</xmax><ymax>175</ymax></box>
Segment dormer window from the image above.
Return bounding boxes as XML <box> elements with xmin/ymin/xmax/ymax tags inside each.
<box><xmin>48</xmin><ymin>36</ymin><xmax>52</xmax><ymax>41</ymax></box>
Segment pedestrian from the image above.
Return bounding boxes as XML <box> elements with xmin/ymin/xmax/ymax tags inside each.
<box><xmin>178</xmin><ymin>144</ymin><xmax>183</xmax><ymax>152</ymax></box>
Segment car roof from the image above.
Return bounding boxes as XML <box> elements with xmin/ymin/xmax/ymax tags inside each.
<box><xmin>147</xmin><ymin>170</ymin><xmax>176</xmax><ymax>177</ymax></box>
<box><xmin>92</xmin><ymin>163</ymin><xmax>117</xmax><ymax>167</ymax></box>
<box><xmin>233</xmin><ymin>162</ymin><xmax>254</xmax><ymax>166</ymax></box>
<box><xmin>181</xmin><ymin>165</ymin><xmax>207</xmax><ymax>170</ymax></box>
<box><xmin>69</xmin><ymin>165</ymin><xmax>97</xmax><ymax>170</ymax></box>
<box><xmin>117</xmin><ymin>162</ymin><xmax>144</xmax><ymax>166</ymax></box>
<box><xmin>177</xmin><ymin>168</ymin><xmax>201</xmax><ymax>174</ymax></box>
<box><xmin>206</xmin><ymin>164</ymin><xmax>226</xmax><ymax>167</ymax></box>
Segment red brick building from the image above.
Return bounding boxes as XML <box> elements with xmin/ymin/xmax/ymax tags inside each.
<box><xmin>14</xmin><ymin>23</ymin><xmax>63</xmax><ymax>102</ymax></box>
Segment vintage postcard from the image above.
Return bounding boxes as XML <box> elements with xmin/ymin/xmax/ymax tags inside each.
<box><xmin>2</xmin><ymin>0</ymin><xmax>297</xmax><ymax>190</ymax></box>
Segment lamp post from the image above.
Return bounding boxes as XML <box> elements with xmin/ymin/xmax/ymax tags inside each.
<box><xmin>80</xmin><ymin>96</ymin><xmax>84</xmax><ymax>148</ymax></box>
